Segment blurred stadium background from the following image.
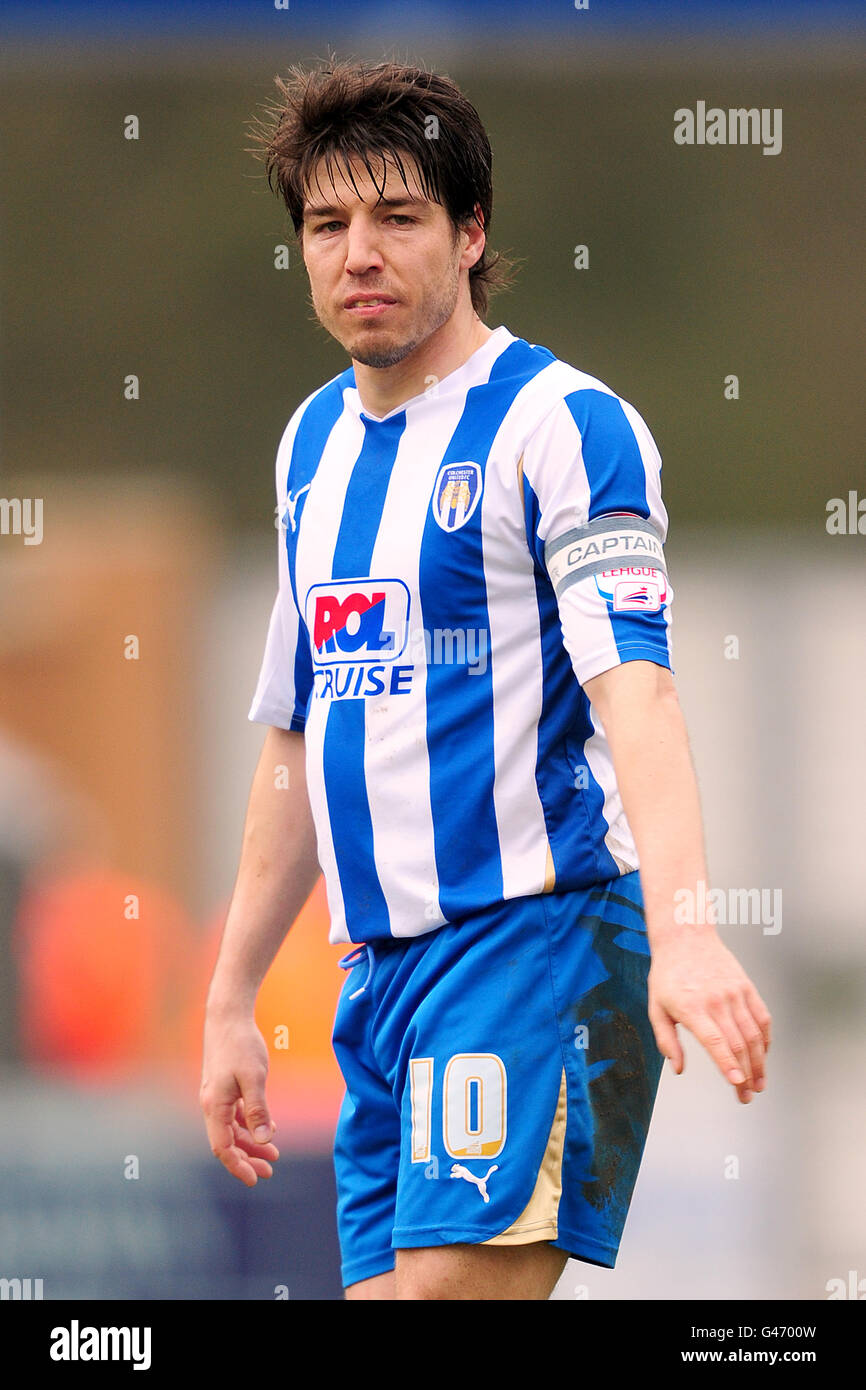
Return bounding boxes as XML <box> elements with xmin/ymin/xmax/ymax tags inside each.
<box><xmin>0</xmin><ymin>0</ymin><xmax>863</xmax><ymax>1300</ymax></box>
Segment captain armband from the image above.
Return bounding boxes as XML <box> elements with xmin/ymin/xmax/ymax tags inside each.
<box><xmin>544</xmin><ymin>514</ymin><xmax>668</xmax><ymax>611</ymax></box>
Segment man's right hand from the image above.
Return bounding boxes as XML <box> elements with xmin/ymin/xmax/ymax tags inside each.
<box><xmin>200</xmin><ymin>1012</ymin><xmax>280</xmax><ymax>1187</ymax></box>
<box><xmin>199</xmin><ymin>726</ymin><xmax>320</xmax><ymax>1185</ymax></box>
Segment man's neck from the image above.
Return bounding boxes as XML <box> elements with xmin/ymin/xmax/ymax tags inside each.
<box><xmin>352</xmin><ymin>311</ymin><xmax>494</xmax><ymax>419</ymax></box>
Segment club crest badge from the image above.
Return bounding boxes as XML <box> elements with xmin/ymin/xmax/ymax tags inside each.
<box><xmin>431</xmin><ymin>462</ymin><xmax>483</xmax><ymax>532</ymax></box>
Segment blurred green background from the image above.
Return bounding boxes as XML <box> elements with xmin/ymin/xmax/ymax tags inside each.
<box><xmin>2</xmin><ymin>61</ymin><xmax>863</xmax><ymax>528</ymax></box>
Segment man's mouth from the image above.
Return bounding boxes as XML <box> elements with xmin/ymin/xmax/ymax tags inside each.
<box><xmin>344</xmin><ymin>295</ymin><xmax>398</xmax><ymax>316</ymax></box>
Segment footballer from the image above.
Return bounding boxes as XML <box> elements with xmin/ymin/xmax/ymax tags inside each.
<box><xmin>200</xmin><ymin>59</ymin><xmax>771</xmax><ymax>1301</ymax></box>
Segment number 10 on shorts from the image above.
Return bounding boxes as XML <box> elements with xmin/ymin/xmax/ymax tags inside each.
<box><xmin>409</xmin><ymin>1054</ymin><xmax>507</xmax><ymax>1161</ymax></box>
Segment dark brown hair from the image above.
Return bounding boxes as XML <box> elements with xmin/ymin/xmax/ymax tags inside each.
<box><xmin>250</xmin><ymin>57</ymin><xmax>515</xmax><ymax>318</ymax></box>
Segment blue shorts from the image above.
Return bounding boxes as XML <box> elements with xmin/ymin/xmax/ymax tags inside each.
<box><xmin>331</xmin><ymin>873</ymin><xmax>663</xmax><ymax>1289</ymax></box>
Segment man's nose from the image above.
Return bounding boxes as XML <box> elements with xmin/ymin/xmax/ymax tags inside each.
<box><xmin>343</xmin><ymin>215</ymin><xmax>385</xmax><ymax>274</ymax></box>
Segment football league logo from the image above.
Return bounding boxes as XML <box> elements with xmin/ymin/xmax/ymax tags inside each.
<box><xmin>595</xmin><ymin>566</ymin><xmax>667</xmax><ymax>613</ymax></box>
<box><xmin>432</xmin><ymin>462</ymin><xmax>483</xmax><ymax>532</ymax></box>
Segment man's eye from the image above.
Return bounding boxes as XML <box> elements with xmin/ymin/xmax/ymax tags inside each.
<box><xmin>312</xmin><ymin>215</ymin><xmax>415</xmax><ymax>232</ymax></box>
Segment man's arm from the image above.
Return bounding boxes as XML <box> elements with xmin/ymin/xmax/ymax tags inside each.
<box><xmin>200</xmin><ymin>725</ymin><xmax>321</xmax><ymax>1184</ymax></box>
<box><xmin>582</xmin><ymin>659</ymin><xmax>772</xmax><ymax>1104</ymax></box>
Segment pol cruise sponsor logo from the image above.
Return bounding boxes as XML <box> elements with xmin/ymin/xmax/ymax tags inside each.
<box><xmin>307</xmin><ymin>579</ymin><xmax>409</xmax><ymax>663</ymax></box>
<box><xmin>596</xmin><ymin>566</ymin><xmax>668</xmax><ymax>613</ymax></box>
<box><xmin>305</xmin><ymin>578</ymin><xmax>414</xmax><ymax>702</ymax></box>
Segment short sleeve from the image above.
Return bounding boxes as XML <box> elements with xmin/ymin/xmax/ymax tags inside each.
<box><xmin>521</xmin><ymin>386</ymin><xmax>674</xmax><ymax>686</ymax></box>
<box><xmin>247</xmin><ymin>431</ymin><xmax>314</xmax><ymax>732</ymax></box>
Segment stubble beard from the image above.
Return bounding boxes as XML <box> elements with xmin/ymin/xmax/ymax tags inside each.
<box><xmin>315</xmin><ymin>260</ymin><xmax>462</xmax><ymax>370</ymax></box>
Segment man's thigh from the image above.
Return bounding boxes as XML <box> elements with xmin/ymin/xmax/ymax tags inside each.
<box><xmin>396</xmin><ymin>1242</ymin><xmax>569</xmax><ymax>1301</ymax></box>
<box><xmin>344</xmin><ymin>1270</ymin><xmax>396</xmax><ymax>1300</ymax></box>
<box><xmin>344</xmin><ymin>1246</ymin><xmax>567</xmax><ymax>1301</ymax></box>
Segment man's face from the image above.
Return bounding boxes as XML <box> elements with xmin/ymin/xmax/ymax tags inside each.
<box><xmin>300</xmin><ymin>152</ymin><xmax>471</xmax><ymax>369</ymax></box>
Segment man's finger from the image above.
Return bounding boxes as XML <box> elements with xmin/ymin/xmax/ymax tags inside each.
<box><xmin>245</xmin><ymin>1156</ymin><xmax>275</xmax><ymax>1179</ymax></box>
<box><xmin>227</xmin><ymin>1145</ymin><xmax>274</xmax><ymax>1180</ymax></box>
<box><xmin>203</xmin><ymin>1094</ymin><xmax>266</xmax><ymax>1186</ymax></box>
<box><xmin>730</xmin><ymin>999</ymin><xmax>767</xmax><ymax>1093</ymax></box>
<box><xmin>219</xmin><ymin>1144</ymin><xmax>261</xmax><ymax>1187</ymax></box>
<box><xmin>649</xmin><ymin>1005</ymin><xmax>684</xmax><ymax>1074</ymax></box>
<box><xmin>206</xmin><ymin>1120</ymin><xmax>259</xmax><ymax>1187</ymax></box>
<box><xmin>709</xmin><ymin>1001</ymin><xmax>755</xmax><ymax>1094</ymax></box>
<box><xmin>210</xmin><ymin>1118</ymin><xmax>271</xmax><ymax>1186</ymax></box>
<box><xmin>689</xmin><ymin>1011</ymin><xmax>748</xmax><ymax>1091</ymax></box>
<box><xmin>237</xmin><ymin>1092</ymin><xmax>275</xmax><ymax>1145</ymax></box>
<box><xmin>745</xmin><ymin>985</ymin><xmax>772</xmax><ymax>1053</ymax></box>
<box><xmin>232</xmin><ymin>1116</ymin><xmax>280</xmax><ymax>1160</ymax></box>
<box><xmin>202</xmin><ymin>1095</ymin><xmax>240</xmax><ymax>1158</ymax></box>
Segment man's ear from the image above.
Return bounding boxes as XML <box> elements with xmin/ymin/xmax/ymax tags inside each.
<box><xmin>459</xmin><ymin>203</ymin><xmax>486</xmax><ymax>270</ymax></box>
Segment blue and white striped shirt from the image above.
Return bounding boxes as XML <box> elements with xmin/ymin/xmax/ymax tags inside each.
<box><xmin>249</xmin><ymin>325</ymin><xmax>673</xmax><ymax>943</ymax></box>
